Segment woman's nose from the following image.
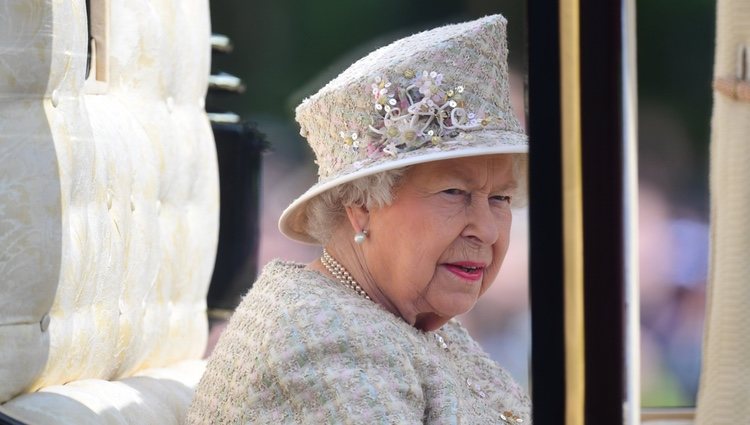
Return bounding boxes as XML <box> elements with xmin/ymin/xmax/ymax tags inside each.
<box><xmin>461</xmin><ymin>198</ymin><xmax>502</xmax><ymax>245</ymax></box>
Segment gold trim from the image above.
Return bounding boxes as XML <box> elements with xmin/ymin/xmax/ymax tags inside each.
<box><xmin>641</xmin><ymin>408</ymin><xmax>695</xmax><ymax>422</ymax></box>
<box><xmin>560</xmin><ymin>0</ymin><xmax>585</xmax><ymax>424</ymax></box>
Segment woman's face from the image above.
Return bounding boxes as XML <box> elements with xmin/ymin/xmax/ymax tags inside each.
<box><xmin>363</xmin><ymin>155</ymin><xmax>516</xmax><ymax>330</ymax></box>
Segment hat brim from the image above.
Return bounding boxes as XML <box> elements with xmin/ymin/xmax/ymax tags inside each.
<box><xmin>279</xmin><ymin>129</ymin><xmax>528</xmax><ymax>244</ymax></box>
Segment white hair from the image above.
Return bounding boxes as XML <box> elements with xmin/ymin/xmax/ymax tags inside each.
<box><xmin>306</xmin><ymin>168</ymin><xmax>410</xmax><ymax>244</ymax></box>
<box><xmin>305</xmin><ymin>154</ymin><xmax>527</xmax><ymax>244</ymax></box>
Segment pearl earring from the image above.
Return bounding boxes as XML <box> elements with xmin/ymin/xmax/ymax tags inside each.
<box><xmin>354</xmin><ymin>230</ymin><xmax>368</xmax><ymax>244</ymax></box>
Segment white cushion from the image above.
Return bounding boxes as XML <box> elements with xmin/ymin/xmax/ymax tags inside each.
<box><xmin>0</xmin><ymin>0</ymin><xmax>218</xmax><ymax>412</ymax></box>
<box><xmin>0</xmin><ymin>360</ymin><xmax>206</xmax><ymax>425</ymax></box>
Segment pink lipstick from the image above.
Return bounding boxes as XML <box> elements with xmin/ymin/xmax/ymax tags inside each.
<box><xmin>444</xmin><ymin>262</ymin><xmax>485</xmax><ymax>282</ymax></box>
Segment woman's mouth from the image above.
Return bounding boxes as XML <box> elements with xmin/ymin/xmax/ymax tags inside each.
<box><xmin>444</xmin><ymin>262</ymin><xmax>485</xmax><ymax>281</ymax></box>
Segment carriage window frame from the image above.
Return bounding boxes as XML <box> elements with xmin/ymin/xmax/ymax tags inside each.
<box><xmin>527</xmin><ymin>0</ymin><xmax>707</xmax><ymax>423</ymax></box>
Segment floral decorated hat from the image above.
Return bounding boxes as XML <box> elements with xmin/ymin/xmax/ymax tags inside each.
<box><xmin>280</xmin><ymin>14</ymin><xmax>527</xmax><ymax>244</ymax></box>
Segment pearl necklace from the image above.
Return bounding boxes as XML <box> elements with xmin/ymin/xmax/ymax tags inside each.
<box><xmin>321</xmin><ymin>249</ymin><xmax>371</xmax><ymax>301</ymax></box>
<box><xmin>321</xmin><ymin>251</ymin><xmax>522</xmax><ymax>422</ymax></box>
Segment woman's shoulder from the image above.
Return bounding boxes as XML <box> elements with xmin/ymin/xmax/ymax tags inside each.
<box><xmin>247</xmin><ymin>258</ymin><xmax>314</xmax><ymax>296</ymax></box>
<box><xmin>191</xmin><ymin>261</ymin><xmax>428</xmax><ymax>424</ymax></box>
<box><xmin>237</xmin><ymin>259</ymin><xmax>345</xmax><ymax>313</ymax></box>
<box><xmin>229</xmin><ymin>259</ymin><xmax>426</xmax><ymax>352</ymax></box>
<box><xmin>238</xmin><ymin>259</ymin><xmax>379</xmax><ymax>320</ymax></box>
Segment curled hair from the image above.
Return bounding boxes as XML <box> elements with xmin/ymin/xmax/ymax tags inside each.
<box><xmin>305</xmin><ymin>154</ymin><xmax>527</xmax><ymax>244</ymax></box>
<box><xmin>511</xmin><ymin>153</ymin><xmax>528</xmax><ymax>208</ymax></box>
<box><xmin>306</xmin><ymin>168</ymin><xmax>409</xmax><ymax>244</ymax></box>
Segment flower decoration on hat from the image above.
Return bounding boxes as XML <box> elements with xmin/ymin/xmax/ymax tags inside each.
<box><xmin>348</xmin><ymin>70</ymin><xmax>495</xmax><ymax>159</ymax></box>
<box><xmin>339</xmin><ymin>130</ymin><xmax>361</xmax><ymax>149</ymax></box>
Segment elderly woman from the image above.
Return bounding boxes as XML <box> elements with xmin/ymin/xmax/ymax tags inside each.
<box><xmin>188</xmin><ymin>14</ymin><xmax>531</xmax><ymax>424</ymax></box>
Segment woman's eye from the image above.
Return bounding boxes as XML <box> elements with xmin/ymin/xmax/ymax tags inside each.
<box><xmin>492</xmin><ymin>195</ymin><xmax>512</xmax><ymax>204</ymax></box>
<box><xmin>442</xmin><ymin>188</ymin><xmax>465</xmax><ymax>196</ymax></box>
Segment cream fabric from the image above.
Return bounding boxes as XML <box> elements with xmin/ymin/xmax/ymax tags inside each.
<box><xmin>0</xmin><ymin>360</ymin><xmax>206</xmax><ymax>425</ymax></box>
<box><xmin>695</xmin><ymin>0</ymin><xmax>750</xmax><ymax>423</ymax></box>
<box><xmin>0</xmin><ymin>0</ymin><xmax>218</xmax><ymax>418</ymax></box>
<box><xmin>0</xmin><ymin>1</ymin><xmax>63</xmax><ymax>403</ymax></box>
<box><xmin>188</xmin><ymin>261</ymin><xmax>531</xmax><ymax>424</ymax></box>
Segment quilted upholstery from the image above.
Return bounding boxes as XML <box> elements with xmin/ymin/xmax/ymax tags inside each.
<box><xmin>0</xmin><ymin>0</ymin><xmax>218</xmax><ymax>421</ymax></box>
<box><xmin>1</xmin><ymin>360</ymin><xmax>206</xmax><ymax>425</ymax></box>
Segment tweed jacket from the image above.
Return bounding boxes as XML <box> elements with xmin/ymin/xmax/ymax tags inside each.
<box><xmin>187</xmin><ymin>260</ymin><xmax>531</xmax><ymax>424</ymax></box>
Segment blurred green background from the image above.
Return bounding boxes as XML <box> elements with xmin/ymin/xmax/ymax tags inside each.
<box><xmin>208</xmin><ymin>0</ymin><xmax>715</xmax><ymax>408</ymax></box>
